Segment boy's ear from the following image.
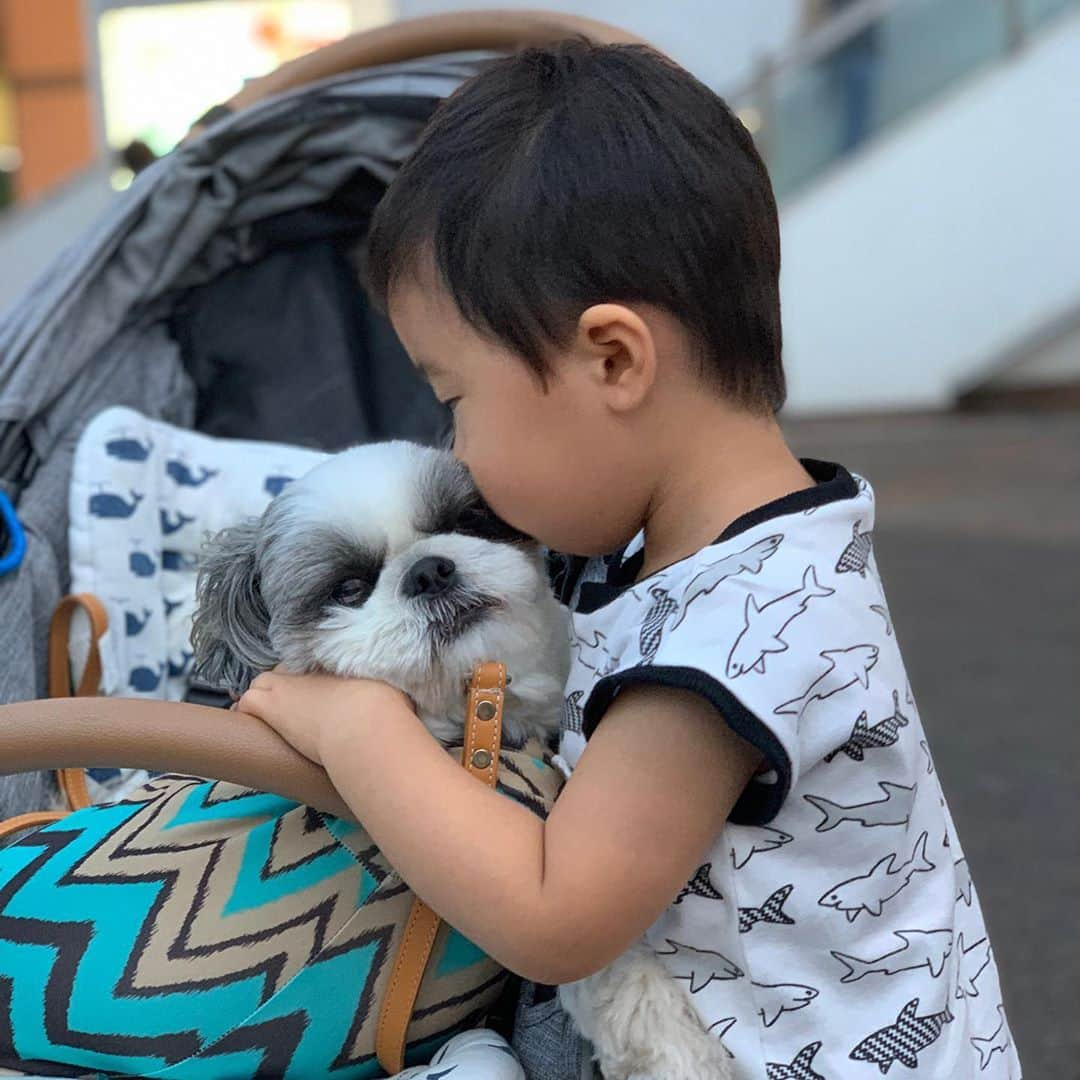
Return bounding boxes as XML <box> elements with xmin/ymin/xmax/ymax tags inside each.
<box><xmin>191</xmin><ymin>519</ymin><xmax>275</xmax><ymax>694</ymax></box>
<box><xmin>575</xmin><ymin>303</ymin><xmax>657</xmax><ymax>410</ymax></box>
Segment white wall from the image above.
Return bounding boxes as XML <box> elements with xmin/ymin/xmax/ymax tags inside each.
<box><xmin>779</xmin><ymin>8</ymin><xmax>1080</xmax><ymax>414</ymax></box>
<box><xmin>395</xmin><ymin>0</ymin><xmax>802</xmax><ymax>92</ymax></box>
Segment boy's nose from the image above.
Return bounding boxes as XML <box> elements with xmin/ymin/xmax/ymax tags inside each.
<box><xmin>402</xmin><ymin>556</ymin><xmax>458</xmax><ymax>598</ymax></box>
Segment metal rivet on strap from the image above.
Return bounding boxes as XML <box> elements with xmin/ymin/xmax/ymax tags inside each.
<box><xmin>470</xmin><ymin>748</ymin><xmax>493</xmax><ymax>769</ymax></box>
<box><xmin>475</xmin><ymin>699</ymin><xmax>497</xmax><ymax>721</ymax></box>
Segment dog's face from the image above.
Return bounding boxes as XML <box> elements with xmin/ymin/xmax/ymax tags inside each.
<box><xmin>192</xmin><ymin>441</ymin><xmax>569</xmax><ymax>745</ymax></box>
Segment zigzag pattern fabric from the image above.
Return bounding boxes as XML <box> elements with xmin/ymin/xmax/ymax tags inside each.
<box><xmin>0</xmin><ymin>745</ymin><xmax>561</xmax><ymax>1078</ymax></box>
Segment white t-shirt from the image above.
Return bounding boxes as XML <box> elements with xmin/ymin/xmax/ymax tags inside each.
<box><xmin>551</xmin><ymin>460</ymin><xmax>1020</xmax><ymax>1079</ymax></box>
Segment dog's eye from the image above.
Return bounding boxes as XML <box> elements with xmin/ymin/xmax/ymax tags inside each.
<box><xmin>330</xmin><ymin>577</ymin><xmax>374</xmax><ymax>607</ymax></box>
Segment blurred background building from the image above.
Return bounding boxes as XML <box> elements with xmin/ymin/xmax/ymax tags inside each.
<box><xmin>0</xmin><ymin>0</ymin><xmax>1077</xmax><ymax>415</ymax></box>
<box><xmin>0</xmin><ymin>1</ymin><xmax>1076</xmax><ymax>1073</ymax></box>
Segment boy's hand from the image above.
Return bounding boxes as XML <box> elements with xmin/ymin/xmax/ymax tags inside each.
<box><xmin>235</xmin><ymin>668</ymin><xmax>416</xmax><ymax>767</ymax></box>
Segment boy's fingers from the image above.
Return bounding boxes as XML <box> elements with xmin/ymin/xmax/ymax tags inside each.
<box><xmin>236</xmin><ymin>688</ymin><xmax>269</xmax><ymax>716</ymax></box>
<box><xmin>250</xmin><ymin>671</ymin><xmax>274</xmax><ymax>691</ymax></box>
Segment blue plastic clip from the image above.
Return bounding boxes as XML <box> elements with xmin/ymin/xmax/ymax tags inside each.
<box><xmin>0</xmin><ymin>489</ymin><xmax>27</xmax><ymax>576</ymax></box>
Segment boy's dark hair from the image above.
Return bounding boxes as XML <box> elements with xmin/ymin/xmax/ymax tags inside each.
<box><xmin>367</xmin><ymin>40</ymin><xmax>785</xmax><ymax>414</ymax></box>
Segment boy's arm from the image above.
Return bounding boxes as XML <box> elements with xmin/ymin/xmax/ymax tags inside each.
<box><xmin>318</xmin><ymin>681</ymin><xmax>762</xmax><ymax>985</ymax></box>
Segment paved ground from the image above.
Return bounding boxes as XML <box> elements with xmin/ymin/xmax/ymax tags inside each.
<box><xmin>784</xmin><ymin>409</ymin><xmax>1080</xmax><ymax>1079</ymax></box>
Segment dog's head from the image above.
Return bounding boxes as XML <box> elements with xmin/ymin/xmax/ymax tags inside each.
<box><xmin>191</xmin><ymin>441</ymin><xmax>568</xmax><ymax>745</ymax></box>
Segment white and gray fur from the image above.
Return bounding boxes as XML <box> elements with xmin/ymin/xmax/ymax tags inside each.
<box><xmin>191</xmin><ymin>441</ymin><xmax>569</xmax><ymax>748</ymax></box>
<box><xmin>193</xmin><ymin>440</ymin><xmax>733</xmax><ymax>1080</ymax></box>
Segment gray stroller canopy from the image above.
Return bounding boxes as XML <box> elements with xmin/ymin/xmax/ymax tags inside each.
<box><xmin>0</xmin><ymin>56</ymin><xmax>489</xmax><ymax>475</ymax></box>
<box><xmin>0</xmin><ymin>56</ymin><xmax>487</xmax><ymax>816</ymax></box>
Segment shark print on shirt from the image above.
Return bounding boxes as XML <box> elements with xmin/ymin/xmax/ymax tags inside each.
<box><xmin>920</xmin><ymin>740</ymin><xmax>935</xmax><ymax>774</ymax></box>
<box><xmin>850</xmin><ymin>998</ymin><xmax>953</xmax><ymax>1073</ymax></box>
<box><xmin>824</xmin><ymin>690</ymin><xmax>910</xmax><ymax>763</ymax></box>
<box><xmin>971</xmin><ymin>1004</ymin><xmax>1012</xmax><ymax>1070</ymax></box>
<box><xmin>674</xmin><ymin>863</ymin><xmax>724</xmax><ymax>905</ymax></box>
<box><xmin>653</xmin><ymin>939</ymin><xmax>744</xmax><ymax>993</ymax></box>
<box><xmin>739</xmin><ymin>884</ymin><xmax>796</xmax><ymax>933</ymax></box>
<box><xmin>709</xmin><ymin>1017</ymin><xmax>738</xmax><ymax>1041</ymax></box>
<box><xmin>818</xmin><ymin>832</ymin><xmax>934</xmax><ymax>922</ymax></box>
<box><xmin>955</xmin><ymin>934</ymin><xmax>992</xmax><ymax>999</ymax></box>
<box><xmin>871</xmin><ymin>603</ymin><xmax>894</xmax><ymax>636</ymax></box>
<box><xmin>774</xmin><ymin>644</ymin><xmax>880</xmax><ymax>717</ymax></box>
<box><xmin>766</xmin><ymin>1042</ymin><xmax>826</xmax><ymax>1080</ymax></box>
<box><xmin>731</xmin><ymin>826</ymin><xmax>794</xmax><ymax>869</ymax></box>
<box><xmin>836</xmin><ymin>519</ymin><xmax>874</xmax><ymax>577</ymax></box>
<box><xmin>563</xmin><ymin>690</ymin><xmax>585</xmax><ymax>733</ymax></box>
<box><xmin>570</xmin><ymin>629</ymin><xmax>616</xmax><ymax>674</ymax></box>
<box><xmin>832</xmin><ymin>929</ymin><xmax>953</xmax><ymax>983</ymax></box>
<box><xmin>557</xmin><ymin>462</ymin><xmax>1019</xmax><ymax>1077</ymax></box>
<box><xmin>955</xmin><ymin>858</ymin><xmax>974</xmax><ymax>906</ymax></box>
<box><xmin>639</xmin><ymin>585</ymin><xmax>679</xmax><ymax>663</ymax></box>
<box><xmin>753</xmin><ymin>982</ymin><xmax>819</xmax><ymax>1027</ymax></box>
<box><xmin>804</xmin><ymin>781</ymin><xmax>916</xmax><ymax>831</ymax></box>
<box><xmin>625</xmin><ymin>570</ymin><xmax>668</xmax><ymax>605</ymax></box>
<box><xmin>725</xmin><ymin>566</ymin><xmax>834</xmax><ymax>678</ymax></box>
<box><xmin>669</xmin><ymin>534</ymin><xmax>784</xmax><ymax>631</ymax></box>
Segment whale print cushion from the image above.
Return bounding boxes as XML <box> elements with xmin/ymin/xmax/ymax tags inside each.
<box><xmin>68</xmin><ymin>405</ymin><xmax>326</xmax><ymax>716</ymax></box>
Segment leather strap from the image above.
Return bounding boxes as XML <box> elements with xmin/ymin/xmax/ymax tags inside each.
<box><xmin>49</xmin><ymin>594</ymin><xmax>108</xmax><ymax>699</ymax></box>
<box><xmin>5</xmin><ymin>592</ymin><xmax>105</xmax><ymax>833</ymax></box>
<box><xmin>48</xmin><ymin>593</ymin><xmax>109</xmax><ymax>812</ymax></box>
<box><xmin>375</xmin><ymin>661</ymin><xmax>508</xmax><ymax>1074</ymax></box>
<box><xmin>375</xmin><ymin>898</ymin><xmax>442</xmax><ymax>1075</ymax></box>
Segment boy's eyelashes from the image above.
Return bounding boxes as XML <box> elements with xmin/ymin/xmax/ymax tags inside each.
<box><xmin>442</xmin><ymin>396</ymin><xmax>461</xmax><ymax>411</ymax></box>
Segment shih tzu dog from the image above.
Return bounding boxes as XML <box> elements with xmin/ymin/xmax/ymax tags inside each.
<box><xmin>190</xmin><ymin>440</ymin><xmax>567</xmax><ymax>747</ymax></box>
<box><xmin>191</xmin><ymin>440</ymin><xmax>732</xmax><ymax>1080</ymax></box>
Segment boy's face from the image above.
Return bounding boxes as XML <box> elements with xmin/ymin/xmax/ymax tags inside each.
<box><xmin>388</xmin><ymin>278</ymin><xmax>646</xmax><ymax>556</ymax></box>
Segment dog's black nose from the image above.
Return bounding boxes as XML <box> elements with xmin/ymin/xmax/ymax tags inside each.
<box><xmin>402</xmin><ymin>556</ymin><xmax>458</xmax><ymax>599</ymax></box>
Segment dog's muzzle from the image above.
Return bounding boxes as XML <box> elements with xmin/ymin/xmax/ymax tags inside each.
<box><xmin>401</xmin><ymin>556</ymin><xmax>458</xmax><ymax>599</ymax></box>
<box><xmin>402</xmin><ymin>556</ymin><xmax>501</xmax><ymax>645</ymax></box>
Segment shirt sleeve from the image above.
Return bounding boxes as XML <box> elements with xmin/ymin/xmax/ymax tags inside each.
<box><xmin>582</xmin><ymin>661</ymin><xmax>794</xmax><ymax>826</ymax></box>
<box><xmin>576</xmin><ymin>540</ymin><xmax>862</xmax><ymax>825</ymax></box>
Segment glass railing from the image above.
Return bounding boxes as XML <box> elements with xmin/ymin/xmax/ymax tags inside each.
<box><xmin>732</xmin><ymin>0</ymin><xmax>1079</xmax><ymax>200</ymax></box>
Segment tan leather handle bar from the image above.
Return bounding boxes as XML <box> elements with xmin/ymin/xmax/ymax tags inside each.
<box><xmin>0</xmin><ymin>697</ymin><xmax>355</xmax><ymax>822</ymax></box>
<box><xmin>224</xmin><ymin>9</ymin><xmax>646</xmax><ymax>113</ymax></box>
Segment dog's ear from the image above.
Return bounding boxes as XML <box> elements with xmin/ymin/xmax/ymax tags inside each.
<box><xmin>191</xmin><ymin>519</ymin><xmax>275</xmax><ymax>694</ymax></box>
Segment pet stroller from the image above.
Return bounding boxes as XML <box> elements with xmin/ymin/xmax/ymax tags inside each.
<box><xmin>0</xmin><ymin>12</ymin><xmax>642</xmax><ymax>1076</ymax></box>
<box><xmin>0</xmin><ymin>8</ymin><xmax>640</xmax><ymax>819</ymax></box>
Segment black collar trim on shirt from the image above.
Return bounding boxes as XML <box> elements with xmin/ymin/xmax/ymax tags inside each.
<box><xmin>717</xmin><ymin>458</ymin><xmax>859</xmax><ymax>542</ymax></box>
<box><xmin>574</xmin><ymin>459</ymin><xmax>859</xmax><ymax>614</ymax></box>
